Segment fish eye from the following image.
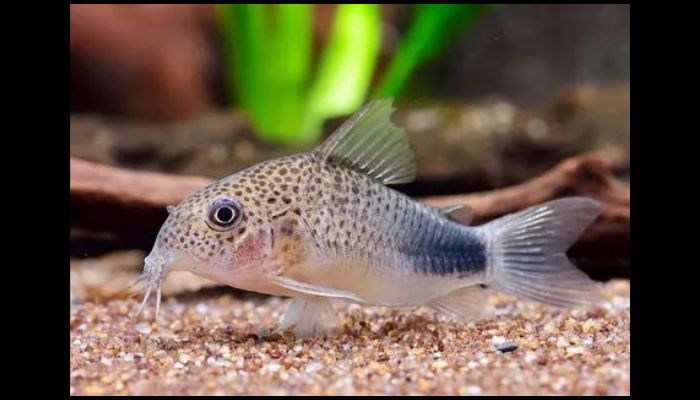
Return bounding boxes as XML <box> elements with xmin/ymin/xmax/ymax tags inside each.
<box><xmin>206</xmin><ymin>198</ymin><xmax>242</xmax><ymax>230</ymax></box>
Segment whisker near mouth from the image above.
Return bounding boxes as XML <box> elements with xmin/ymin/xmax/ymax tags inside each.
<box><xmin>127</xmin><ymin>273</ymin><xmax>147</xmax><ymax>290</ymax></box>
<box><xmin>134</xmin><ymin>284</ymin><xmax>153</xmax><ymax>317</ymax></box>
<box><xmin>115</xmin><ymin>273</ymin><xmax>147</xmax><ymax>300</ymax></box>
<box><xmin>155</xmin><ymin>281</ymin><xmax>163</xmax><ymax>321</ymax></box>
<box><xmin>135</xmin><ymin>247</ymin><xmax>174</xmax><ymax>320</ymax></box>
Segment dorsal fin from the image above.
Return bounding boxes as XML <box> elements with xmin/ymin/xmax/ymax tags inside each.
<box><xmin>314</xmin><ymin>99</ymin><xmax>416</xmax><ymax>185</ymax></box>
<box><xmin>438</xmin><ymin>204</ymin><xmax>474</xmax><ymax>225</ymax></box>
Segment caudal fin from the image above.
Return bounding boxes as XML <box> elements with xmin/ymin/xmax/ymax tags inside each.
<box><xmin>480</xmin><ymin>197</ymin><xmax>603</xmax><ymax>308</ymax></box>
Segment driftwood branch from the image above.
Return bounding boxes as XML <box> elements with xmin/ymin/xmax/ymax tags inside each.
<box><xmin>71</xmin><ymin>157</ymin><xmax>212</xmax><ymax>213</ymax></box>
<box><xmin>71</xmin><ymin>158</ymin><xmax>213</xmax><ymax>254</ymax></box>
<box><xmin>71</xmin><ymin>154</ymin><xmax>629</xmax><ymax>280</ymax></box>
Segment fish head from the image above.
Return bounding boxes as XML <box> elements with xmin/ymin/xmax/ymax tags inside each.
<box><xmin>135</xmin><ymin>157</ymin><xmax>312</xmax><ymax>313</ymax></box>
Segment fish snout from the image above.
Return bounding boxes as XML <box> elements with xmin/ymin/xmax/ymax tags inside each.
<box><xmin>133</xmin><ymin>246</ymin><xmax>181</xmax><ymax>319</ymax></box>
<box><xmin>143</xmin><ymin>243</ymin><xmax>179</xmax><ymax>283</ymax></box>
<box><xmin>143</xmin><ymin>255</ymin><xmax>165</xmax><ymax>285</ymax></box>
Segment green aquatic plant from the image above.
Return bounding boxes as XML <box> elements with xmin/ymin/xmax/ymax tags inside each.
<box><xmin>216</xmin><ymin>4</ymin><xmax>380</xmax><ymax>146</ymax></box>
<box><xmin>216</xmin><ymin>4</ymin><xmax>494</xmax><ymax>146</ymax></box>
<box><xmin>374</xmin><ymin>4</ymin><xmax>496</xmax><ymax>97</ymax></box>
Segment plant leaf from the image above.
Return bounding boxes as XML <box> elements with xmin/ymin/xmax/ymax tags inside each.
<box><xmin>216</xmin><ymin>4</ymin><xmax>313</xmax><ymax>144</ymax></box>
<box><xmin>375</xmin><ymin>4</ymin><xmax>495</xmax><ymax>98</ymax></box>
<box><xmin>304</xmin><ymin>4</ymin><xmax>382</xmax><ymax>137</ymax></box>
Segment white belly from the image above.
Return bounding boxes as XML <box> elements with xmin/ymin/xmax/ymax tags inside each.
<box><xmin>287</xmin><ymin>257</ymin><xmax>473</xmax><ymax>306</ymax></box>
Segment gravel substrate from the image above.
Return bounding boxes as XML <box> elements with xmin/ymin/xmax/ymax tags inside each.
<box><xmin>70</xmin><ymin>280</ymin><xmax>630</xmax><ymax>395</ymax></box>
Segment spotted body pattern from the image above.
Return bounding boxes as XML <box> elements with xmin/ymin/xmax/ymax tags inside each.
<box><xmin>300</xmin><ymin>159</ymin><xmax>487</xmax><ymax>279</ymax></box>
<box><xmin>137</xmin><ymin>99</ymin><xmax>603</xmax><ymax>338</ymax></box>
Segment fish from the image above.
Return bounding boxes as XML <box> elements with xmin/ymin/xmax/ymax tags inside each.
<box><xmin>133</xmin><ymin>99</ymin><xmax>603</xmax><ymax>338</ymax></box>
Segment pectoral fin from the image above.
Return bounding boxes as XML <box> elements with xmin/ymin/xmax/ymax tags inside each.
<box><xmin>272</xmin><ymin>274</ymin><xmax>366</xmax><ymax>303</ymax></box>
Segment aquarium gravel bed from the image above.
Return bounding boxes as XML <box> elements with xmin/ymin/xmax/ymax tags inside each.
<box><xmin>70</xmin><ymin>280</ymin><xmax>629</xmax><ymax>396</ymax></box>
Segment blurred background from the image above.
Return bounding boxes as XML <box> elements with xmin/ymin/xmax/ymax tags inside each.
<box><xmin>71</xmin><ymin>4</ymin><xmax>629</xmax><ymax>119</ymax></box>
<box><xmin>71</xmin><ymin>4</ymin><xmax>629</xmax><ymax>183</ymax></box>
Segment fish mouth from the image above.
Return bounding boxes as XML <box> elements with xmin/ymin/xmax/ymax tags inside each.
<box><xmin>127</xmin><ymin>249</ymin><xmax>179</xmax><ymax>321</ymax></box>
<box><xmin>128</xmin><ymin>259</ymin><xmax>166</xmax><ymax>320</ymax></box>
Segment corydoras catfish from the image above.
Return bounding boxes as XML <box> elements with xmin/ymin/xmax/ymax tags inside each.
<box><xmin>133</xmin><ymin>99</ymin><xmax>602</xmax><ymax>337</ymax></box>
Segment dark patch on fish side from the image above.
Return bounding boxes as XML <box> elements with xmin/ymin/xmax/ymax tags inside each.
<box><xmin>410</xmin><ymin>230</ymin><xmax>487</xmax><ymax>277</ymax></box>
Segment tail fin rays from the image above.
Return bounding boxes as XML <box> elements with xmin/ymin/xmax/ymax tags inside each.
<box><xmin>480</xmin><ymin>197</ymin><xmax>603</xmax><ymax>308</ymax></box>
